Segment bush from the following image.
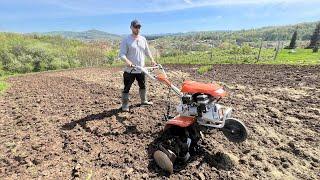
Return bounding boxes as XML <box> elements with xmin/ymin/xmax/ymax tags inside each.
<box><xmin>0</xmin><ymin>33</ymin><xmax>91</xmax><ymax>75</ymax></box>
<box><xmin>17</xmin><ymin>54</ymin><xmax>33</xmax><ymax>64</ymax></box>
<box><xmin>0</xmin><ymin>63</ymin><xmax>5</xmax><ymax>76</ymax></box>
<box><xmin>20</xmin><ymin>63</ymin><xmax>33</xmax><ymax>73</ymax></box>
<box><xmin>33</xmin><ymin>58</ymin><xmax>42</xmax><ymax>72</ymax></box>
<box><xmin>49</xmin><ymin>58</ymin><xmax>70</xmax><ymax>70</ymax></box>
<box><xmin>0</xmin><ymin>69</ymin><xmax>5</xmax><ymax>76</ymax></box>
<box><xmin>61</xmin><ymin>61</ymin><xmax>70</xmax><ymax>69</ymax></box>
<box><xmin>11</xmin><ymin>44</ymin><xmax>27</xmax><ymax>56</ymax></box>
<box><xmin>0</xmin><ymin>50</ymin><xmax>16</xmax><ymax>71</ymax></box>
<box><xmin>49</xmin><ymin>58</ymin><xmax>62</xmax><ymax>70</ymax></box>
<box><xmin>106</xmin><ymin>49</ymin><xmax>118</xmax><ymax>65</ymax></box>
<box><xmin>218</xmin><ymin>42</ymin><xmax>233</xmax><ymax>49</ymax></box>
<box><xmin>77</xmin><ymin>46</ymin><xmax>105</xmax><ymax>66</ymax></box>
<box><xmin>241</xmin><ymin>44</ymin><xmax>252</xmax><ymax>54</ymax></box>
<box><xmin>68</xmin><ymin>58</ymin><xmax>81</xmax><ymax>68</ymax></box>
<box><xmin>27</xmin><ymin>47</ymin><xmax>54</xmax><ymax>71</ymax></box>
<box><xmin>27</xmin><ymin>47</ymin><xmax>47</xmax><ymax>59</ymax></box>
<box><xmin>7</xmin><ymin>59</ymin><xmax>23</xmax><ymax>72</ymax></box>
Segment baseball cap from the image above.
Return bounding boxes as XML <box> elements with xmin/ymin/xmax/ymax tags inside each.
<box><xmin>131</xmin><ymin>20</ymin><xmax>141</xmax><ymax>28</ymax></box>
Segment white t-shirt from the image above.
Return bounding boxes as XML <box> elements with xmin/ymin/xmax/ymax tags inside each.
<box><xmin>119</xmin><ymin>35</ymin><xmax>153</xmax><ymax>73</ymax></box>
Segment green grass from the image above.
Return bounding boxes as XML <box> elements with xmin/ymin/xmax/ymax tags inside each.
<box><xmin>108</xmin><ymin>48</ymin><xmax>319</xmax><ymax>68</ymax></box>
<box><xmin>104</xmin><ymin>60</ymin><xmax>125</xmax><ymax>67</ymax></box>
<box><xmin>0</xmin><ymin>73</ymin><xmax>20</xmax><ymax>94</ymax></box>
<box><xmin>0</xmin><ymin>75</ymin><xmax>9</xmax><ymax>94</ymax></box>
<box><xmin>0</xmin><ymin>81</ymin><xmax>8</xmax><ymax>93</ymax></box>
<box><xmin>267</xmin><ymin>48</ymin><xmax>320</xmax><ymax>65</ymax></box>
<box><xmin>158</xmin><ymin>48</ymin><xmax>319</xmax><ymax>65</ymax></box>
<box><xmin>158</xmin><ymin>48</ymin><xmax>274</xmax><ymax>65</ymax></box>
<box><xmin>197</xmin><ymin>65</ymin><xmax>213</xmax><ymax>74</ymax></box>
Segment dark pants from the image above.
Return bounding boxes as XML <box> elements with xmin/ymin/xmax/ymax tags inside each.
<box><xmin>123</xmin><ymin>72</ymin><xmax>146</xmax><ymax>93</ymax></box>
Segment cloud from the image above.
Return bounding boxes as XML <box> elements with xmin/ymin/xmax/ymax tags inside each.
<box><xmin>1</xmin><ymin>0</ymin><xmax>320</xmax><ymax>19</ymax></box>
<box><xmin>52</xmin><ymin>0</ymin><xmax>319</xmax><ymax>14</ymax></box>
<box><xmin>183</xmin><ymin>0</ymin><xmax>193</xmax><ymax>4</ymax></box>
<box><xmin>6</xmin><ymin>0</ymin><xmax>320</xmax><ymax>15</ymax></box>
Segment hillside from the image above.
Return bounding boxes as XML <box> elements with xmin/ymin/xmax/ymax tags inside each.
<box><xmin>147</xmin><ymin>21</ymin><xmax>319</xmax><ymax>42</ymax></box>
<box><xmin>0</xmin><ymin>32</ymin><xmax>114</xmax><ymax>75</ymax></box>
<box><xmin>39</xmin><ymin>29</ymin><xmax>122</xmax><ymax>41</ymax></box>
<box><xmin>25</xmin><ymin>21</ymin><xmax>319</xmax><ymax>43</ymax></box>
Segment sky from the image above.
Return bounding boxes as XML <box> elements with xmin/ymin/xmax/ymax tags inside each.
<box><xmin>0</xmin><ymin>0</ymin><xmax>319</xmax><ymax>35</ymax></box>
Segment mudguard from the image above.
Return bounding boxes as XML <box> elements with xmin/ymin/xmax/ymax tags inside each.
<box><xmin>181</xmin><ymin>80</ymin><xmax>227</xmax><ymax>98</ymax></box>
<box><xmin>165</xmin><ymin>116</ymin><xmax>196</xmax><ymax>130</ymax></box>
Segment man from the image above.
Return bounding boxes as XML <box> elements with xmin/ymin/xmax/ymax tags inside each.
<box><xmin>119</xmin><ymin>20</ymin><xmax>157</xmax><ymax>112</ymax></box>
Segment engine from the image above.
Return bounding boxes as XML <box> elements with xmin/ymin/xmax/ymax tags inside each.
<box><xmin>177</xmin><ymin>94</ymin><xmax>223</xmax><ymax>122</ymax></box>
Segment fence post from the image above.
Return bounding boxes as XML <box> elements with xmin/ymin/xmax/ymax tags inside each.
<box><xmin>257</xmin><ymin>38</ymin><xmax>263</xmax><ymax>62</ymax></box>
<box><xmin>178</xmin><ymin>41</ymin><xmax>180</xmax><ymax>64</ymax></box>
<box><xmin>274</xmin><ymin>39</ymin><xmax>280</xmax><ymax>61</ymax></box>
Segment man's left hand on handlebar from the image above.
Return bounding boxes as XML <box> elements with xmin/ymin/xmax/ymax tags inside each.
<box><xmin>151</xmin><ymin>60</ymin><xmax>157</xmax><ymax>66</ymax></box>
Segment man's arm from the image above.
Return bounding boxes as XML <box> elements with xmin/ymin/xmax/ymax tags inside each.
<box><xmin>119</xmin><ymin>38</ymin><xmax>133</xmax><ymax>67</ymax></box>
<box><xmin>144</xmin><ymin>40</ymin><xmax>157</xmax><ymax>66</ymax></box>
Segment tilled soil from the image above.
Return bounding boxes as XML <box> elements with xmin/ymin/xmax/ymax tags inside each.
<box><xmin>0</xmin><ymin>64</ymin><xmax>319</xmax><ymax>179</ymax></box>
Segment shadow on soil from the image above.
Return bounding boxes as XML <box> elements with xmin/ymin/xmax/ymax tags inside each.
<box><xmin>61</xmin><ymin>104</ymin><xmax>141</xmax><ymax>136</ymax></box>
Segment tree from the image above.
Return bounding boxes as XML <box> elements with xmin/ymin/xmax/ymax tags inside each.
<box><xmin>285</xmin><ymin>30</ymin><xmax>297</xmax><ymax>49</ymax></box>
<box><xmin>313</xmin><ymin>46</ymin><xmax>319</xmax><ymax>52</ymax></box>
<box><xmin>306</xmin><ymin>22</ymin><xmax>320</xmax><ymax>49</ymax></box>
<box><xmin>313</xmin><ymin>41</ymin><xmax>319</xmax><ymax>52</ymax></box>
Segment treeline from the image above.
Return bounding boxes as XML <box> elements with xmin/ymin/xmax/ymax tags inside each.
<box><xmin>150</xmin><ymin>21</ymin><xmax>320</xmax><ymax>58</ymax></box>
<box><xmin>148</xmin><ymin>21</ymin><xmax>318</xmax><ymax>42</ymax></box>
<box><xmin>0</xmin><ymin>33</ymin><xmax>118</xmax><ymax>76</ymax></box>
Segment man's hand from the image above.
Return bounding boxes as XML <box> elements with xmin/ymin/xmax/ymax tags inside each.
<box><xmin>151</xmin><ymin>60</ymin><xmax>157</xmax><ymax>66</ymax></box>
<box><xmin>125</xmin><ymin>58</ymin><xmax>133</xmax><ymax>67</ymax></box>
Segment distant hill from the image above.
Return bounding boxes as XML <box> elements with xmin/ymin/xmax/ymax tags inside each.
<box><xmin>146</xmin><ymin>21</ymin><xmax>319</xmax><ymax>42</ymax></box>
<box><xmin>25</xmin><ymin>21</ymin><xmax>319</xmax><ymax>42</ymax></box>
<box><xmin>38</xmin><ymin>29</ymin><xmax>122</xmax><ymax>41</ymax></box>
